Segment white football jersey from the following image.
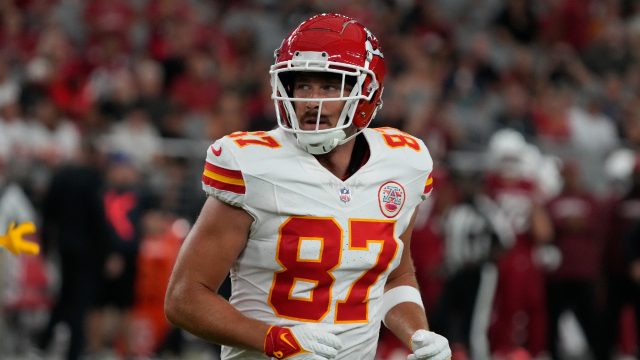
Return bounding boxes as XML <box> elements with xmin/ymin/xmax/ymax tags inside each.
<box><xmin>201</xmin><ymin>127</ymin><xmax>433</xmax><ymax>360</ymax></box>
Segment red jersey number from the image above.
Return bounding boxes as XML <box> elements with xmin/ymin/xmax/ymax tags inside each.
<box><xmin>268</xmin><ymin>217</ymin><xmax>398</xmax><ymax>323</ymax></box>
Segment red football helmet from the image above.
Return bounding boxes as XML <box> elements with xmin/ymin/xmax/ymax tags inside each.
<box><xmin>270</xmin><ymin>13</ymin><xmax>386</xmax><ymax>154</ymax></box>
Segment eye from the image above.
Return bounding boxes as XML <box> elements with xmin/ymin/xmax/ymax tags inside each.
<box><xmin>293</xmin><ymin>83</ymin><xmax>312</xmax><ymax>97</ymax></box>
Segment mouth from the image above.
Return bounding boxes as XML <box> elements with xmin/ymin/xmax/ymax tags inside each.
<box><xmin>300</xmin><ymin>115</ymin><xmax>331</xmax><ymax>130</ymax></box>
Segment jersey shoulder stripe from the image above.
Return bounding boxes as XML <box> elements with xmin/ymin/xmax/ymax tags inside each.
<box><xmin>202</xmin><ymin>161</ymin><xmax>245</xmax><ymax>194</ymax></box>
<box><xmin>202</xmin><ymin>139</ymin><xmax>246</xmax><ymax>206</ymax></box>
<box><xmin>423</xmin><ymin>173</ymin><xmax>433</xmax><ymax>197</ymax></box>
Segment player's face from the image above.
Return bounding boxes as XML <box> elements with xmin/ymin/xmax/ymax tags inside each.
<box><xmin>292</xmin><ymin>72</ymin><xmax>354</xmax><ymax>131</ymax></box>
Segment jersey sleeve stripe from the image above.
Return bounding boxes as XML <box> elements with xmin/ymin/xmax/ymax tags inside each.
<box><xmin>204</xmin><ymin>161</ymin><xmax>243</xmax><ymax>179</ymax></box>
<box><xmin>203</xmin><ymin>169</ymin><xmax>245</xmax><ymax>186</ymax></box>
<box><xmin>423</xmin><ymin>174</ymin><xmax>433</xmax><ymax>194</ymax></box>
<box><xmin>202</xmin><ymin>161</ymin><xmax>246</xmax><ymax>194</ymax></box>
<box><xmin>202</xmin><ymin>174</ymin><xmax>246</xmax><ymax>194</ymax></box>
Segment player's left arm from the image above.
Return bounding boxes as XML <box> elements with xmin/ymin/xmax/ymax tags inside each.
<box><xmin>383</xmin><ymin>208</ymin><xmax>451</xmax><ymax>360</ymax></box>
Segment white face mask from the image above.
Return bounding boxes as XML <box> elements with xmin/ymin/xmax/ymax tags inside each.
<box><xmin>270</xmin><ymin>51</ymin><xmax>379</xmax><ymax>155</ymax></box>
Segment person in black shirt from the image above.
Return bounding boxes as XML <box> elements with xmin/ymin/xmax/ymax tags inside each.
<box><xmin>37</xmin><ymin>141</ymin><xmax>108</xmax><ymax>360</ymax></box>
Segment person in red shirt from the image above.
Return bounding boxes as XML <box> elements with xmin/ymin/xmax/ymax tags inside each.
<box><xmin>545</xmin><ymin>161</ymin><xmax>606</xmax><ymax>360</ymax></box>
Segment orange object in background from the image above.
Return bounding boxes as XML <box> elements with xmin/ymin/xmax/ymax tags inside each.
<box><xmin>128</xmin><ymin>214</ymin><xmax>184</xmax><ymax>356</ymax></box>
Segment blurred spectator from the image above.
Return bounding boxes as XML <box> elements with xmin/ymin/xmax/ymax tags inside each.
<box><xmin>444</xmin><ymin>33</ymin><xmax>501</xmax><ymax>149</ymax></box>
<box><xmin>95</xmin><ymin>69</ymin><xmax>139</xmax><ymax>125</ymax></box>
<box><xmin>102</xmin><ymin>104</ymin><xmax>162</xmax><ymax>171</ymax></box>
<box><xmin>29</xmin><ymin>96</ymin><xmax>81</xmax><ymax>167</ymax></box>
<box><xmin>0</xmin><ymin>149</ymin><xmax>38</xmax><ymax>356</ymax></box>
<box><xmin>400</xmin><ymin>1</ymin><xmax>452</xmax><ymax>43</ymax></box>
<box><xmin>602</xmin><ymin>155</ymin><xmax>640</xmax><ymax>360</ymax></box>
<box><xmin>568</xmin><ymin>92</ymin><xmax>620</xmax><ymax>193</ymax></box>
<box><xmin>494</xmin><ymin>81</ymin><xmax>537</xmax><ymax>140</ymax></box>
<box><xmin>493</xmin><ymin>0</ymin><xmax>538</xmax><ymax>45</ymax></box>
<box><xmin>604</xmin><ymin>102</ymin><xmax>640</xmax><ymax>196</ymax></box>
<box><xmin>133</xmin><ymin>58</ymin><xmax>171</xmax><ymax>132</ymax></box>
<box><xmin>245</xmin><ymin>73</ymin><xmax>277</xmax><ymax>132</ymax></box>
<box><xmin>204</xmin><ymin>91</ymin><xmax>250</xmax><ymax>139</ymax></box>
<box><xmin>623</xmin><ymin>102</ymin><xmax>640</xmax><ymax>148</ymax></box>
<box><xmin>501</xmin><ymin>46</ymin><xmax>537</xmax><ymax>90</ymax></box>
<box><xmin>37</xmin><ymin>140</ymin><xmax>108</xmax><ymax>360</ymax></box>
<box><xmin>623</xmin><ymin>208</ymin><xmax>640</xmax><ymax>360</ymax></box>
<box><xmin>532</xmin><ymin>85</ymin><xmax>572</xmax><ymax>143</ymax></box>
<box><xmin>568</xmin><ymin>95</ymin><xmax>619</xmax><ymax>155</ymax></box>
<box><xmin>544</xmin><ymin>161</ymin><xmax>606</xmax><ymax>360</ymax></box>
<box><xmin>26</xmin><ymin>95</ymin><xmax>82</xmax><ymax>202</ymax></box>
<box><xmin>545</xmin><ymin>42</ymin><xmax>592</xmax><ymax>90</ymax></box>
<box><xmin>169</xmin><ymin>48</ymin><xmax>220</xmax><ymax>113</ymax></box>
<box><xmin>35</xmin><ymin>24</ymin><xmax>93</xmax><ymax>120</ymax></box>
<box><xmin>391</xmin><ymin>35</ymin><xmax>443</xmax><ymax>135</ymax></box>
<box><xmin>433</xmin><ymin>170</ymin><xmax>514</xmax><ymax>359</ymax></box>
<box><xmin>484</xmin><ymin>130</ymin><xmax>556</xmax><ymax>357</ymax></box>
<box><xmin>582</xmin><ymin>20</ymin><xmax>633</xmax><ymax>77</ymax></box>
<box><xmin>83</xmin><ymin>0</ymin><xmax>135</xmax><ymax>48</ymax></box>
<box><xmin>538</xmin><ymin>0</ymin><xmax>592</xmax><ymax>51</ymax></box>
<box><xmin>599</xmin><ymin>73</ymin><xmax>628</xmax><ymax>131</ymax></box>
<box><xmin>158</xmin><ymin>106</ymin><xmax>190</xmax><ymax>139</ymax></box>
<box><xmin>0</xmin><ymin>57</ymin><xmax>20</xmax><ymax>108</ymax></box>
<box><xmin>145</xmin><ymin>0</ymin><xmax>199</xmax><ymax>67</ymax></box>
<box><xmin>0</xmin><ymin>94</ymin><xmax>31</xmax><ymax>169</ymax></box>
<box><xmin>0</xmin><ymin>6</ymin><xmax>38</xmax><ymax>64</ymax></box>
<box><xmin>88</xmin><ymin>156</ymin><xmax>155</xmax><ymax>358</ymax></box>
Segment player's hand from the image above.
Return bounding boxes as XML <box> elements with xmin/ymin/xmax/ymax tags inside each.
<box><xmin>0</xmin><ymin>221</ymin><xmax>39</xmax><ymax>256</ymax></box>
<box><xmin>264</xmin><ymin>324</ymin><xmax>342</xmax><ymax>359</ymax></box>
<box><xmin>407</xmin><ymin>329</ymin><xmax>451</xmax><ymax>360</ymax></box>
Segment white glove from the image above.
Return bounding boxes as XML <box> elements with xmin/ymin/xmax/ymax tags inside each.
<box><xmin>407</xmin><ymin>329</ymin><xmax>451</xmax><ymax>360</ymax></box>
<box><xmin>265</xmin><ymin>324</ymin><xmax>342</xmax><ymax>360</ymax></box>
<box><xmin>289</xmin><ymin>324</ymin><xmax>343</xmax><ymax>359</ymax></box>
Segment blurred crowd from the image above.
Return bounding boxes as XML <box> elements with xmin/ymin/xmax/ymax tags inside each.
<box><xmin>0</xmin><ymin>0</ymin><xmax>639</xmax><ymax>359</ymax></box>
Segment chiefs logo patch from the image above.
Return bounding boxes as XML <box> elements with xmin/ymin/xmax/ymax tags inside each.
<box><xmin>378</xmin><ymin>181</ymin><xmax>405</xmax><ymax>218</ymax></box>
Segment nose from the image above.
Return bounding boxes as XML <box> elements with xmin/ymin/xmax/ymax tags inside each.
<box><xmin>303</xmin><ymin>87</ymin><xmax>322</xmax><ymax>109</ymax></box>
<box><xmin>304</xmin><ymin>98</ymin><xmax>320</xmax><ymax>110</ymax></box>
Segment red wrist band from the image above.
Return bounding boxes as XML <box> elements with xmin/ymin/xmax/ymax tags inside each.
<box><xmin>264</xmin><ymin>326</ymin><xmax>304</xmax><ymax>359</ymax></box>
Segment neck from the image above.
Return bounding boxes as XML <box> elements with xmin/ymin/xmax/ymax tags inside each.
<box><xmin>315</xmin><ymin>138</ymin><xmax>356</xmax><ymax>180</ymax></box>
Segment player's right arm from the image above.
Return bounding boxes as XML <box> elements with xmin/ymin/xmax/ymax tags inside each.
<box><xmin>165</xmin><ymin>136</ymin><xmax>342</xmax><ymax>359</ymax></box>
<box><xmin>164</xmin><ymin>195</ymin><xmax>269</xmax><ymax>350</ymax></box>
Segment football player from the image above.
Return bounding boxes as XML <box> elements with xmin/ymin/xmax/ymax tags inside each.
<box><xmin>165</xmin><ymin>13</ymin><xmax>451</xmax><ymax>360</ymax></box>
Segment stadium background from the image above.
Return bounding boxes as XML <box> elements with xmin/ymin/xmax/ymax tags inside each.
<box><xmin>0</xmin><ymin>0</ymin><xmax>639</xmax><ymax>359</ymax></box>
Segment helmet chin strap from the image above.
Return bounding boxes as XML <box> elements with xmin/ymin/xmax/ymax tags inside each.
<box><xmin>296</xmin><ymin>130</ymin><xmax>347</xmax><ymax>155</ymax></box>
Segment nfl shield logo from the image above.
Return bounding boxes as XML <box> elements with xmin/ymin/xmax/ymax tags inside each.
<box><xmin>339</xmin><ymin>187</ymin><xmax>351</xmax><ymax>203</ymax></box>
